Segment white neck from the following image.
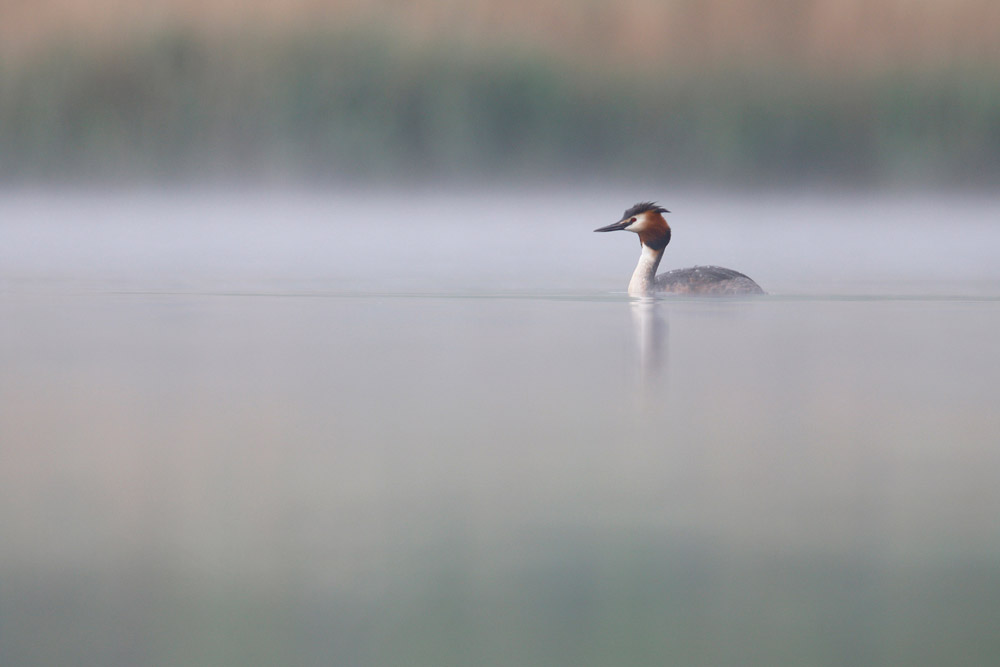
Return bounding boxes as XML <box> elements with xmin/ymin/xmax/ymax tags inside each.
<box><xmin>628</xmin><ymin>243</ymin><xmax>664</xmax><ymax>296</ymax></box>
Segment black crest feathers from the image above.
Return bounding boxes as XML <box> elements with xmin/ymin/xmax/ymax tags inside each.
<box><xmin>622</xmin><ymin>202</ymin><xmax>669</xmax><ymax>219</ymax></box>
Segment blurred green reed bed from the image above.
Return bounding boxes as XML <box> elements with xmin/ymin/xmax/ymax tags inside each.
<box><xmin>1</xmin><ymin>31</ymin><xmax>999</xmax><ymax>184</ymax></box>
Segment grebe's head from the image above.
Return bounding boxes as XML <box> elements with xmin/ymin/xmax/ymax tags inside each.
<box><xmin>594</xmin><ymin>202</ymin><xmax>671</xmax><ymax>250</ymax></box>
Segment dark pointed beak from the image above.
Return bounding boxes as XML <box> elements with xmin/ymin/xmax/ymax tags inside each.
<box><xmin>594</xmin><ymin>219</ymin><xmax>630</xmax><ymax>232</ymax></box>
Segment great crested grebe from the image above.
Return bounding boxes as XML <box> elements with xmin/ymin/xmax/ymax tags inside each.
<box><xmin>595</xmin><ymin>202</ymin><xmax>764</xmax><ymax>296</ymax></box>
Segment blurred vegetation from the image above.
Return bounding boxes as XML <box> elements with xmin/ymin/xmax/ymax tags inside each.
<box><xmin>1</xmin><ymin>30</ymin><xmax>999</xmax><ymax>185</ymax></box>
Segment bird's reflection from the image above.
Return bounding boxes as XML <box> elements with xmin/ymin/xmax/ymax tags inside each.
<box><xmin>630</xmin><ymin>297</ymin><xmax>669</xmax><ymax>405</ymax></box>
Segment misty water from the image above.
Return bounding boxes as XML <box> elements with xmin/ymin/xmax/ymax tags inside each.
<box><xmin>2</xmin><ymin>189</ymin><xmax>999</xmax><ymax>665</ymax></box>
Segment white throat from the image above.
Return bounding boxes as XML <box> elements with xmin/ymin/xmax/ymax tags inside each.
<box><xmin>628</xmin><ymin>243</ymin><xmax>664</xmax><ymax>296</ymax></box>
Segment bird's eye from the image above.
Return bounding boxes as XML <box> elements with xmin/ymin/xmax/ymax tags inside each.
<box><xmin>629</xmin><ymin>217</ymin><xmax>636</xmax><ymax>223</ymax></box>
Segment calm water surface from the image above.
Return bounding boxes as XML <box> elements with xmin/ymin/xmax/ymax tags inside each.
<box><xmin>2</xmin><ymin>190</ymin><xmax>999</xmax><ymax>665</ymax></box>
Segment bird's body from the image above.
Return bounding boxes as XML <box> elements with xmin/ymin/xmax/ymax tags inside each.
<box><xmin>655</xmin><ymin>265</ymin><xmax>764</xmax><ymax>295</ymax></box>
<box><xmin>595</xmin><ymin>202</ymin><xmax>764</xmax><ymax>296</ymax></box>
